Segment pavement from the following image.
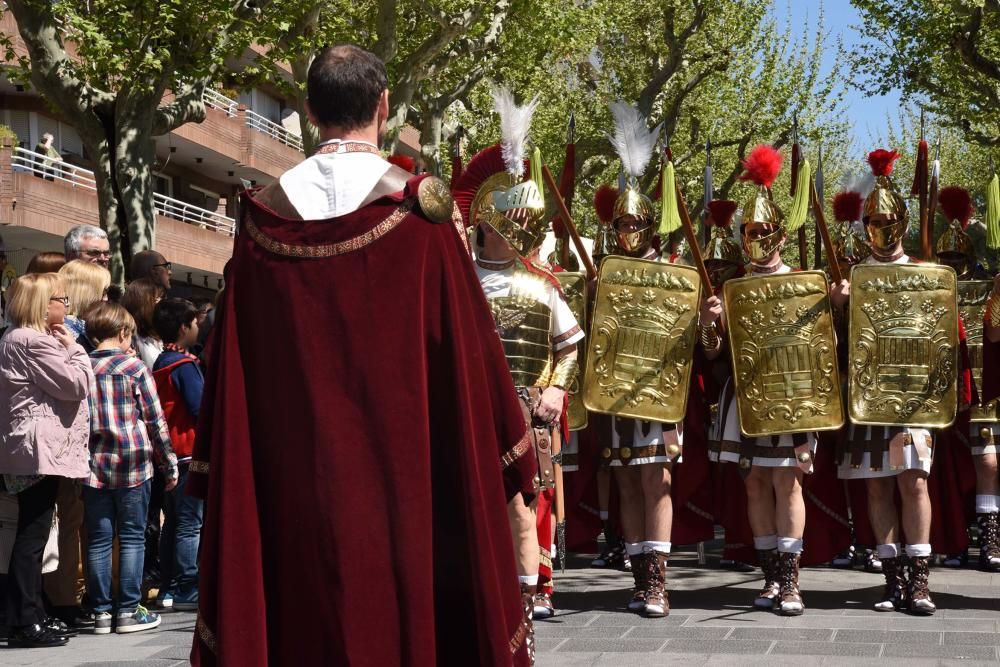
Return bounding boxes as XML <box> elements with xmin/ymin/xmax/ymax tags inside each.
<box><xmin>537</xmin><ymin>545</ymin><xmax>1000</xmax><ymax>666</ymax></box>
<box><xmin>0</xmin><ymin>609</ymin><xmax>194</xmax><ymax>666</ymax></box>
<box><xmin>4</xmin><ymin>542</ymin><xmax>1000</xmax><ymax>666</ymax></box>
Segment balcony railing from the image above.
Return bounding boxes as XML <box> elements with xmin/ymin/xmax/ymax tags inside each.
<box><xmin>11</xmin><ymin>147</ymin><xmax>236</xmax><ymax>235</ymax></box>
<box><xmin>203</xmin><ymin>88</ymin><xmax>304</xmax><ymax>152</ymax></box>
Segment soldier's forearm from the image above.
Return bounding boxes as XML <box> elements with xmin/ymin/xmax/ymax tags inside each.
<box><xmin>549</xmin><ymin>347</ymin><xmax>578</xmax><ymax>390</ymax></box>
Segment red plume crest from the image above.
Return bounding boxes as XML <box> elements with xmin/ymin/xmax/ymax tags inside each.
<box><xmin>832</xmin><ymin>191</ymin><xmax>864</xmax><ymax>223</ymax></box>
<box><xmin>594</xmin><ymin>185</ymin><xmax>618</xmax><ymax>224</ymax></box>
<box><xmin>738</xmin><ymin>145</ymin><xmax>783</xmax><ymax>188</ymax></box>
<box><xmin>938</xmin><ymin>186</ymin><xmax>974</xmax><ymax>229</ymax></box>
<box><xmin>706</xmin><ymin>200</ymin><xmax>738</xmax><ymax>227</ymax></box>
<box><xmin>867</xmin><ymin>149</ymin><xmax>900</xmax><ymax>177</ymax></box>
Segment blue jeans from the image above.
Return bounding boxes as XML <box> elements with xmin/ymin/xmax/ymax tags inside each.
<box><xmin>159</xmin><ymin>462</ymin><xmax>203</xmax><ymax>594</ymax></box>
<box><xmin>83</xmin><ymin>480</ymin><xmax>151</xmax><ymax>614</ymax></box>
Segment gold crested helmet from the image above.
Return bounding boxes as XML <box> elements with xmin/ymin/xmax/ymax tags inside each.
<box><xmin>935</xmin><ymin>185</ymin><xmax>975</xmax><ymax>276</ymax></box>
<box><xmin>862</xmin><ymin>149</ymin><xmax>908</xmax><ymax>256</ymax></box>
<box><xmin>452</xmin><ymin>88</ymin><xmax>546</xmax><ymax>257</ymax></box>
<box><xmin>607</xmin><ymin>102</ymin><xmax>661</xmax><ymax>257</ymax></box>
<box><xmin>830</xmin><ymin>190</ymin><xmax>872</xmax><ymax>274</ymax></box>
<box><xmin>591</xmin><ymin>184</ymin><xmax>619</xmax><ymax>263</ymax></box>
<box><xmin>738</xmin><ymin>145</ymin><xmax>786</xmax><ymax>262</ymax></box>
<box><xmin>702</xmin><ymin>199</ymin><xmax>744</xmax><ymax>286</ymax></box>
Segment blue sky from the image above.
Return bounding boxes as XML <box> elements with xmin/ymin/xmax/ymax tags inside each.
<box><xmin>775</xmin><ymin>0</ymin><xmax>905</xmax><ymax>149</ymax></box>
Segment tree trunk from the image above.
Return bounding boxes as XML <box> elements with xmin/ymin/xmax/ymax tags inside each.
<box><xmin>419</xmin><ymin>109</ymin><xmax>443</xmax><ymax>176</ymax></box>
<box><xmin>291</xmin><ymin>56</ymin><xmax>319</xmax><ymax>155</ymax></box>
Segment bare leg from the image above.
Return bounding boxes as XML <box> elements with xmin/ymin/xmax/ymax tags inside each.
<box><xmin>866</xmin><ymin>477</ymin><xmax>899</xmax><ymax>545</ymax></box>
<box><xmin>614</xmin><ymin>466</ymin><xmax>644</xmax><ymax>544</ymax></box>
<box><xmin>974</xmin><ymin>454</ymin><xmax>1000</xmax><ymax>496</ymax></box>
<box><xmin>641</xmin><ymin>464</ymin><xmax>673</xmax><ymax>542</ymax></box>
<box><xmin>897</xmin><ymin>471</ymin><xmax>931</xmax><ymax>545</ymax></box>
<box><xmin>507</xmin><ymin>493</ymin><xmax>539</xmax><ymax>577</ymax></box>
<box><xmin>772</xmin><ymin>468</ymin><xmax>805</xmax><ymax>540</ymax></box>
<box><xmin>744</xmin><ymin>466</ymin><xmax>777</xmax><ymax>537</ymax></box>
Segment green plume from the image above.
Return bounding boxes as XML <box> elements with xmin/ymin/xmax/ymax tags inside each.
<box><xmin>659</xmin><ymin>161</ymin><xmax>681</xmax><ymax>235</ymax></box>
<box><xmin>987</xmin><ymin>171</ymin><xmax>1000</xmax><ymax>250</ymax></box>
<box><xmin>785</xmin><ymin>160</ymin><xmax>812</xmax><ymax>233</ymax></box>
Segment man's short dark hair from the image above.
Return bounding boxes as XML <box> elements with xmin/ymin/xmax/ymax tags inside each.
<box><xmin>131</xmin><ymin>250</ymin><xmax>165</xmax><ymax>281</ymax></box>
<box><xmin>307</xmin><ymin>44</ymin><xmax>388</xmax><ymax>130</ymax></box>
<box><xmin>153</xmin><ymin>297</ymin><xmax>198</xmax><ymax>344</ymax></box>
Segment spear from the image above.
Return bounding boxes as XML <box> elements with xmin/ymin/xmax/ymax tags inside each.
<box><xmin>703</xmin><ymin>138</ymin><xmax>713</xmax><ymax>246</ymax></box>
<box><xmin>925</xmin><ymin>138</ymin><xmax>942</xmax><ymax>257</ymax></box>
<box><xmin>814</xmin><ymin>144</ymin><xmax>825</xmax><ymax>268</ymax></box>
<box><xmin>543</xmin><ymin>164</ymin><xmax>598</xmax><ymax>281</ymax></box>
<box><xmin>673</xmin><ymin>180</ymin><xmax>713</xmax><ymax>292</ymax></box>
<box><xmin>810</xmin><ymin>174</ymin><xmax>843</xmax><ymax>284</ymax></box>
<box><xmin>449</xmin><ymin>125</ymin><xmax>465</xmax><ymax>189</ymax></box>
<box><xmin>553</xmin><ymin>113</ymin><xmax>577</xmax><ymax>268</ymax></box>
<box><xmin>913</xmin><ymin>110</ymin><xmax>930</xmax><ymax>260</ymax></box>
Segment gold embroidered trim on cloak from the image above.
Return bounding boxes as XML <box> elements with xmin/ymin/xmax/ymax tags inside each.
<box><xmin>190</xmin><ymin>460</ymin><xmax>210</xmax><ymax>474</ymax></box>
<box><xmin>501</xmin><ymin>431</ymin><xmax>532</xmax><ymax>468</ymax></box>
<box><xmin>196</xmin><ymin>614</ymin><xmax>217</xmax><ymax>654</ymax></box>
<box><xmin>246</xmin><ymin>200</ymin><xmax>413</xmax><ymax>258</ymax></box>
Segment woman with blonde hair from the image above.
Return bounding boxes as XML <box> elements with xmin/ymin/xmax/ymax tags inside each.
<box><xmin>57</xmin><ymin>260</ymin><xmax>111</xmax><ymax>349</ymax></box>
<box><xmin>0</xmin><ymin>273</ymin><xmax>93</xmax><ymax>648</ymax></box>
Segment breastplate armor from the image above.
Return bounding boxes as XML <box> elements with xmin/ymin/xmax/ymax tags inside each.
<box><xmin>488</xmin><ymin>269</ymin><xmax>553</xmax><ymax>388</ymax></box>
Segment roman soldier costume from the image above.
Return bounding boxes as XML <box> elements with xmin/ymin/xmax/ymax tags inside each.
<box><xmin>454</xmin><ymin>89</ymin><xmax>584</xmax><ymax>634</ymax></box>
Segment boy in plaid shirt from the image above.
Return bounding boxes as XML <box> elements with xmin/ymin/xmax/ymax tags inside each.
<box><xmin>84</xmin><ymin>303</ymin><xmax>178</xmax><ymax>635</ymax></box>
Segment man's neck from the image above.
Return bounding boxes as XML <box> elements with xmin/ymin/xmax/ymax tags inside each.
<box><xmin>871</xmin><ymin>243</ymin><xmax>905</xmax><ymax>263</ymax></box>
<box><xmin>317</xmin><ymin>125</ymin><xmax>379</xmax><ymax>147</ymax></box>
<box><xmin>750</xmin><ymin>252</ymin><xmax>784</xmax><ymax>274</ymax></box>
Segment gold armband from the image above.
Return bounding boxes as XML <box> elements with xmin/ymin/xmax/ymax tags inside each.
<box><xmin>990</xmin><ymin>293</ymin><xmax>1000</xmax><ymax>328</ymax></box>
<box><xmin>699</xmin><ymin>322</ymin><xmax>720</xmax><ymax>349</ymax></box>
<box><xmin>549</xmin><ymin>355</ymin><xmax>579</xmax><ymax>390</ymax></box>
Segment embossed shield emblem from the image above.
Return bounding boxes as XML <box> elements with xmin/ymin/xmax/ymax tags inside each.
<box><xmin>556</xmin><ymin>272</ymin><xmax>589</xmax><ymax>431</ymax></box>
<box><xmin>958</xmin><ymin>280</ymin><xmax>999</xmax><ymax>423</ymax></box>
<box><xmin>723</xmin><ymin>271</ymin><xmax>844</xmax><ymax>437</ymax></box>
<box><xmin>582</xmin><ymin>257</ymin><xmax>702</xmax><ymax>423</ymax></box>
<box><xmin>848</xmin><ymin>264</ymin><xmax>959</xmax><ymax>427</ymax></box>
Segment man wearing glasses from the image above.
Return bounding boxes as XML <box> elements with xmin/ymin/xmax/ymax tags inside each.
<box><xmin>131</xmin><ymin>250</ymin><xmax>172</xmax><ymax>291</ymax></box>
<box><xmin>64</xmin><ymin>224</ymin><xmax>111</xmax><ymax>268</ymax></box>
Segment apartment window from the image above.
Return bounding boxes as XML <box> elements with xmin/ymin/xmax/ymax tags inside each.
<box><xmin>153</xmin><ymin>173</ymin><xmax>173</xmax><ymax>198</ymax></box>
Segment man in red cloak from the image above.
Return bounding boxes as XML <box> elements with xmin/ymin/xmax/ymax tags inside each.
<box><xmin>187</xmin><ymin>44</ymin><xmax>534</xmax><ymax>666</ymax></box>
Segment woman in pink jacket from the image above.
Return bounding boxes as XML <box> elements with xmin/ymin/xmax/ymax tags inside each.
<box><xmin>0</xmin><ymin>273</ymin><xmax>93</xmax><ymax>648</ymax></box>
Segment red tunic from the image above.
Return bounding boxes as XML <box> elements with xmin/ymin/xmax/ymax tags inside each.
<box><xmin>188</xmin><ymin>178</ymin><xmax>532</xmax><ymax>666</ymax></box>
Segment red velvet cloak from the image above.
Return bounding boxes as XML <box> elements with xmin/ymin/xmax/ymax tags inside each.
<box><xmin>188</xmin><ymin>178</ymin><xmax>531</xmax><ymax>666</ymax></box>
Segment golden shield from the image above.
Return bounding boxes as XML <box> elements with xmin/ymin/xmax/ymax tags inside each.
<box><xmin>723</xmin><ymin>271</ymin><xmax>844</xmax><ymax>437</ymax></box>
<box><xmin>556</xmin><ymin>272</ymin><xmax>588</xmax><ymax>431</ymax></box>
<box><xmin>582</xmin><ymin>257</ymin><xmax>702</xmax><ymax>423</ymax></box>
<box><xmin>958</xmin><ymin>280</ymin><xmax>999</xmax><ymax>423</ymax></box>
<box><xmin>847</xmin><ymin>264</ymin><xmax>959</xmax><ymax>427</ymax></box>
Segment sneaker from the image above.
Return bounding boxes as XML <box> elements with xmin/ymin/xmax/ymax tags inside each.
<box><xmin>154</xmin><ymin>591</ymin><xmax>175</xmax><ymax>613</ymax></box>
<box><xmin>91</xmin><ymin>612</ymin><xmax>113</xmax><ymax>635</ymax></box>
<box><xmin>115</xmin><ymin>605</ymin><xmax>161</xmax><ymax>634</ymax></box>
<box><xmin>173</xmin><ymin>588</ymin><xmax>199</xmax><ymax>612</ymax></box>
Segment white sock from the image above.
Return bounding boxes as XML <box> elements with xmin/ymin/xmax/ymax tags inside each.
<box><xmin>600</xmin><ymin>510</ymin><xmax>610</xmax><ymax>521</ymax></box>
<box><xmin>626</xmin><ymin>542</ymin><xmax>644</xmax><ymax>557</ymax></box>
<box><xmin>976</xmin><ymin>494</ymin><xmax>1000</xmax><ymax>514</ymax></box>
<box><xmin>644</xmin><ymin>540</ymin><xmax>671</xmax><ymax>554</ymax></box>
<box><xmin>905</xmin><ymin>543</ymin><xmax>931</xmax><ymax>558</ymax></box>
<box><xmin>777</xmin><ymin>537</ymin><xmax>803</xmax><ymax>554</ymax></box>
<box><xmin>876</xmin><ymin>543</ymin><xmax>900</xmax><ymax>559</ymax></box>
<box><xmin>518</xmin><ymin>574</ymin><xmax>539</xmax><ymax>586</ymax></box>
<box><xmin>753</xmin><ymin>534</ymin><xmax>778</xmax><ymax>551</ymax></box>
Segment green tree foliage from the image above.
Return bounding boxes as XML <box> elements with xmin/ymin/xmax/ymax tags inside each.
<box><xmin>3</xmin><ymin>0</ymin><xmax>290</xmax><ymax>280</ymax></box>
<box><xmin>851</xmin><ymin>0</ymin><xmax>1000</xmax><ymax>148</ymax></box>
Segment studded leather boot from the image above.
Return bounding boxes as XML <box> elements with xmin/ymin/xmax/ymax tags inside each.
<box><xmin>873</xmin><ymin>556</ymin><xmax>908</xmax><ymax>611</ymax></box>
<box><xmin>627</xmin><ymin>552</ymin><xmax>651</xmax><ymax>612</ymax></box>
<box><xmin>518</xmin><ymin>582</ymin><xmax>536</xmax><ymax>662</ymax></box>
<box><xmin>776</xmin><ymin>551</ymin><xmax>804</xmax><ymax>616</ymax></box>
<box><xmin>753</xmin><ymin>549</ymin><xmax>779</xmax><ymax>610</ymax></box>
<box><xmin>907</xmin><ymin>556</ymin><xmax>936</xmax><ymax>615</ymax></box>
<box><xmin>643</xmin><ymin>551</ymin><xmax>670</xmax><ymax>617</ymax></box>
<box><xmin>978</xmin><ymin>513</ymin><xmax>1000</xmax><ymax>572</ymax></box>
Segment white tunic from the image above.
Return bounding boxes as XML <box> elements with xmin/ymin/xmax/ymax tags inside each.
<box><xmin>279</xmin><ymin>140</ymin><xmax>389</xmax><ymax>220</ymax></box>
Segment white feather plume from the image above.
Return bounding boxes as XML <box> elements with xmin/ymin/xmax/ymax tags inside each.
<box><xmin>492</xmin><ymin>87</ymin><xmax>539</xmax><ymax>178</ymax></box>
<box><xmin>841</xmin><ymin>171</ymin><xmax>876</xmax><ymax>199</ymax></box>
<box><xmin>607</xmin><ymin>102</ymin><xmax>662</xmax><ymax>180</ymax></box>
